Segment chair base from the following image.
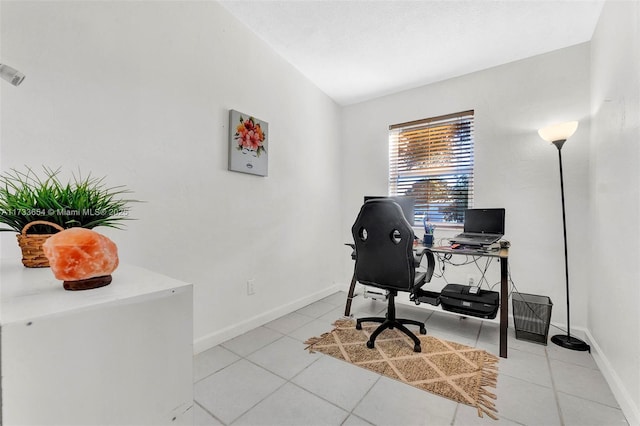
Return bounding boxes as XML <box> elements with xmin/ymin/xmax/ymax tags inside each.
<box><xmin>356</xmin><ymin>292</ymin><xmax>426</xmax><ymax>352</ymax></box>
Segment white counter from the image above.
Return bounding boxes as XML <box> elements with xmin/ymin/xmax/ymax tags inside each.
<box><xmin>1</xmin><ymin>260</ymin><xmax>194</xmax><ymax>425</ymax></box>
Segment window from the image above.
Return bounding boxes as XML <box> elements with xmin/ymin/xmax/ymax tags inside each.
<box><xmin>389</xmin><ymin>110</ymin><xmax>474</xmax><ymax>226</ymax></box>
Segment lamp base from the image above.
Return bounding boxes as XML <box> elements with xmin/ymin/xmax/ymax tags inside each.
<box><xmin>551</xmin><ymin>334</ymin><xmax>591</xmax><ymax>352</ymax></box>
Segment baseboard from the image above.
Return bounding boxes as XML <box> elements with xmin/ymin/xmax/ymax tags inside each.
<box><xmin>193</xmin><ymin>284</ymin><xmax>341</xmax><ymax>354</ymax></box>
<box><xmin>583</xmin><ymin>329</ymin><xmax>640</xmax><ymax>426</ymax></box>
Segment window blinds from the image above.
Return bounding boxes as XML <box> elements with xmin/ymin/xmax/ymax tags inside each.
<box><xmin>389</xmin><ymin>110</ymin><xmax>474</xmax><ymax>225</ymax></box>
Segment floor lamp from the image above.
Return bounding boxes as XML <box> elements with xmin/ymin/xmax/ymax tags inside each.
<box><xmin>538</xmin><ymin>121</ymin><xmax>590</xmax><ymax>351</ymax></box>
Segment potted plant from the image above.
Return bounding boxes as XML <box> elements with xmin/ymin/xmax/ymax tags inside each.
<box><xmin>0</xmin><ymin>166</ymin><xmax>136</xmax><ymax>267</ymax></box>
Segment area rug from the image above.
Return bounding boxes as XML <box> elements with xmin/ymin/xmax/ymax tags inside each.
<box><xmin>304</xmin><ymin>319</ymin><xmax>499</xmax><ymax>419</ymax></box>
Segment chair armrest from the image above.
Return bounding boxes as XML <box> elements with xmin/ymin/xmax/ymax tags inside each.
<box><xmin>345</xmin><ymin>243</ymin><xmax>356</xmax><ymax>260</ymax></box>
<box><xmin>413</xmin><ymin>249</ymin><xmax>435</xmax><ymax>287</ymax></box>
<box><xmin>413</xmin><ymin>247</ymin><xmax>428</xmax><ymax>268</ymax></box>
<box><xmin>424</xmin><ymin>250</ymin><xmax>435</xmax><ymax>283</ymax></box>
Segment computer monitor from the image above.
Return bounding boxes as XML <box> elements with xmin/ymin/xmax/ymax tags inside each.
<box><xmin>363</xmin><ymin>195</ymin><xmax>416</xmax><ymax>226</ymax></box>
<box><xmin>464</xmin><ymin>208</ymin><xmax>505</xmax><ymax>235</ymax></box>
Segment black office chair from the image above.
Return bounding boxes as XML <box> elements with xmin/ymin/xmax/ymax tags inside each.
<box><xmin>351</xmin><ymin>199</ymin><xmax>433</xmax><ymax>352</ymax></box>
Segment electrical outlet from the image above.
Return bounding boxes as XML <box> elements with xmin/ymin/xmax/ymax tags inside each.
<box><xmin>247</xmin><ymin>279</ymin><xmax>256</xmax><ymax>295</ymax></box>
<box><xmin>467</xmin><ymin>275</ymin><xmax>475</xmax><ymax>286</ymax></box>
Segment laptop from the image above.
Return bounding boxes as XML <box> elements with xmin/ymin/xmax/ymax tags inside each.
<box><xmin>450</xmin><ymin>208</ymin><xmax>505</xmax><ymax>246</ymax></box>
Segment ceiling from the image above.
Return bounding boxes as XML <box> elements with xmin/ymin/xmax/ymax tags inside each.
<box><xmin>219</xmin><ymin>0</ymin><xmax>605</xmax><ymax>105</ymax></box>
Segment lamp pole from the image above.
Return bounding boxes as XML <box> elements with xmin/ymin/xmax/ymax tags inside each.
<box><xmin>550</xmin><ymin>139</ymin><xmax>590</xmax><ymax>351</ymax></box>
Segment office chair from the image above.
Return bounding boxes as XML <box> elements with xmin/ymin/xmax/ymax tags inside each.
<box><xmin>351</xmin><ymin>199</ymin><xmax>433</xmax><ymax>352</ymax></box>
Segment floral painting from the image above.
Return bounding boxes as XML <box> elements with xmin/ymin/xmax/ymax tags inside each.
<box><xmin>228</xmin><ymin>110</ymin><xmax>268</xmax><ymax>176</ymax></box>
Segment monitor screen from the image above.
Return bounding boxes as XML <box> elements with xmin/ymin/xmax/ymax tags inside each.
<box><xmin>363</xmin><ymin>196</ymin><xmax>416</xmax><ymax>225</ymax></box>
<box><xmin>463</xmin><ymin>208</ymin><xmax>505</xmax><ymax>234</ymax></box>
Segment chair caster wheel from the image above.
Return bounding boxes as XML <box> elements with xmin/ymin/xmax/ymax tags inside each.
<box><xmin>414</xmin><ymin>344</ymin><xmax>421</xmax><ymax>353</ymax></box>
<box><xmin>420</xmin><ymin>327</ymin><xmax>427</xmax><ymax>335</ymax></box>
<box><xmin>366</xmin><ymin>340</ymin><xmax>375</xmax><ymax>349</ymax></box>
<box><xmin>356</xmin><ymin>322</ymin><xmax>362</xmax><ymax>330</ymax></box>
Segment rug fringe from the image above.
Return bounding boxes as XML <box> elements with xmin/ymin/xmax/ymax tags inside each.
<box><xmin>474</xmin><ymin>352</ymin><xmax>499</xmax><ymax>420</ymax></box>
<box><xmin>303</xmin><ymin>332</ymin><xmax>331</xmax><ymax>353</ymax></box>
<box><xmin>304</xmin><ymin>319</ymin><xmax>355</xmax><ymax>352</ymax></box>
<box><xmin>332</xmin><ymin>318</ymin><xmax>356</xmax><ymax>328</ymax></box>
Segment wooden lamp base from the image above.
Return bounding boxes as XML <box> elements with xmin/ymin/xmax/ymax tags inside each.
<box><xmin>64</xmin><ymin>275</ymin><xmax>112</xmax><ymax>291</ymax></box>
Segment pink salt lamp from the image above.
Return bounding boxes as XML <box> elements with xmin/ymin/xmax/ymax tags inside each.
<box><xmin>42</xmin><ymin>227</ymin><xmax>119</xmax><ymax>291</ymax></box>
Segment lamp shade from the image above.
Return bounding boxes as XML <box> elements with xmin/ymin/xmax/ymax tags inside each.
<box><xmin>538</xmin><ymin>121</ymin><xmax>578</xmax><ymax>143</ymax></box>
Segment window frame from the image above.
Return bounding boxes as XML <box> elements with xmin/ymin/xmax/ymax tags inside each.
<box><xmin>388</xmin><ymin>110</ymin><xmax>475</xmax><ymax>228</ymax></box>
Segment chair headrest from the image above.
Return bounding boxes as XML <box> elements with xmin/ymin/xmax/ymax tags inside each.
<box><xmin>351</xmin><ymin>199</ymin><xmax>415</xmax><ymax>291</ymax></box>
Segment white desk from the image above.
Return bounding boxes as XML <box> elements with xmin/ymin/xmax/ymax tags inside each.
<box><xmin>0</xmin><ymin>260</ymin><xmax>194</xmax><ymax>425</ymax></box>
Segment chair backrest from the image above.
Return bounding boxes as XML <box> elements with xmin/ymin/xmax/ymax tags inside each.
<box><xmin>351</xmin><ymin>199</ymin><xmax>415</xmax><ymax>292</ymax></box>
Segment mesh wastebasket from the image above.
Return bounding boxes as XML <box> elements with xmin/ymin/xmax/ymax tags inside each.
<box><xmin>512</xmin><ymin>293</ymin><xmax>553</xmax><ymax>345</ymax></box>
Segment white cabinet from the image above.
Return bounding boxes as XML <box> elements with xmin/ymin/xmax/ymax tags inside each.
<box><xmin>0</xmin><ymin>260</ymin><xmax>193</xmax><ymax>425</ymax></box>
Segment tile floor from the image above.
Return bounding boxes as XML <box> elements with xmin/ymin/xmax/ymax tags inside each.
<box><xmin>193</xmin><ymin>291</ymin><xmax>629</xmax><ymax>425</ymax></box>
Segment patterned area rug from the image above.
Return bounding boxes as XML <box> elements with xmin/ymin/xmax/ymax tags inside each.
<box><xmin>305</xmin><ymin>319</ymin><xmax>499</xmax><ymax>420</ymax></box>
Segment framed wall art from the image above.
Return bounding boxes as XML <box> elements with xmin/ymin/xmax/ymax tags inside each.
<box><xmin>228</xmin><ymin>109</ymin><xmax>268</xmax><ymax>176</ymax></box>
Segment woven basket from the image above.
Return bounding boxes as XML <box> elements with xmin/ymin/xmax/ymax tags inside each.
<box><xmin>16</xmin><ymin>220</ymin><xmax>65</xmax><ymax>268</ymax></box>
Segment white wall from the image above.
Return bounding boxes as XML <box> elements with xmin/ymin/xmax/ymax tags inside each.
<box><xmin>341</xmin><ymin>44</ymin><xmax>592</xmax><ymax>329</ymax></box>
<box><xmin>589</xmin><ymin>1</ymin><xmax>640</xmax><ymax>423</ymax></box>
<box><xmin>4</xmin><ymin>3</ymin><xmax>638</xmax><ymax>421</ymax></box>
<box><xmin>0</xmin><ymin>1</ymin><xmax>343</xmax><ymax>352</ymax></box>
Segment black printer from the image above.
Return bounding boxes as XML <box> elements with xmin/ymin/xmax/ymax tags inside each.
<box><xmin>439</xmin><ymin>284</ymin><xmax>499</xmax><ymax>319</ymax></box>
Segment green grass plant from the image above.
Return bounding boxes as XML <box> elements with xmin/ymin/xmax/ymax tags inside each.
<box><xmin>0</xmin><ymin>166</ymin><xmax>137</xmax><ymax>234</ymax></box>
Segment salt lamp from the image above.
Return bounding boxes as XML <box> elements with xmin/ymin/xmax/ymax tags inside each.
<box><xmin>42</xmin><ymin>227</ymin><xmax>119</xmax><ymax>291</ymax></box>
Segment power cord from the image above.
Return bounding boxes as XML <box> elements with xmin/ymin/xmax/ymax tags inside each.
<box><xmin>430</xmin><ymin>247</ymin><xmax>566</xmax><ymax>337</ymax></box>
<box><xmin>495</xmin><ymin>266</ymin><xmax>567</xmax><ymax>336</ymax></box>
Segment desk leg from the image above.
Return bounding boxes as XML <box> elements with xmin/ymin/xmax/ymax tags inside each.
<box><xmin>344</xmin><ymin>272</ymin><xmax>357</xmax><ymax>317</ymax></box>
<box><xmin>500</xmin><ymin>257</ymin><xmax>509</xmax><ymax>358</ymax></box>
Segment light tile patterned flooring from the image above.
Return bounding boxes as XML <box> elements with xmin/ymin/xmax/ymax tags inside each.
<box><xmin>193</xmin><ymin>291</ymin><xmax>629</xmax><ymax>425</ymax></box>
